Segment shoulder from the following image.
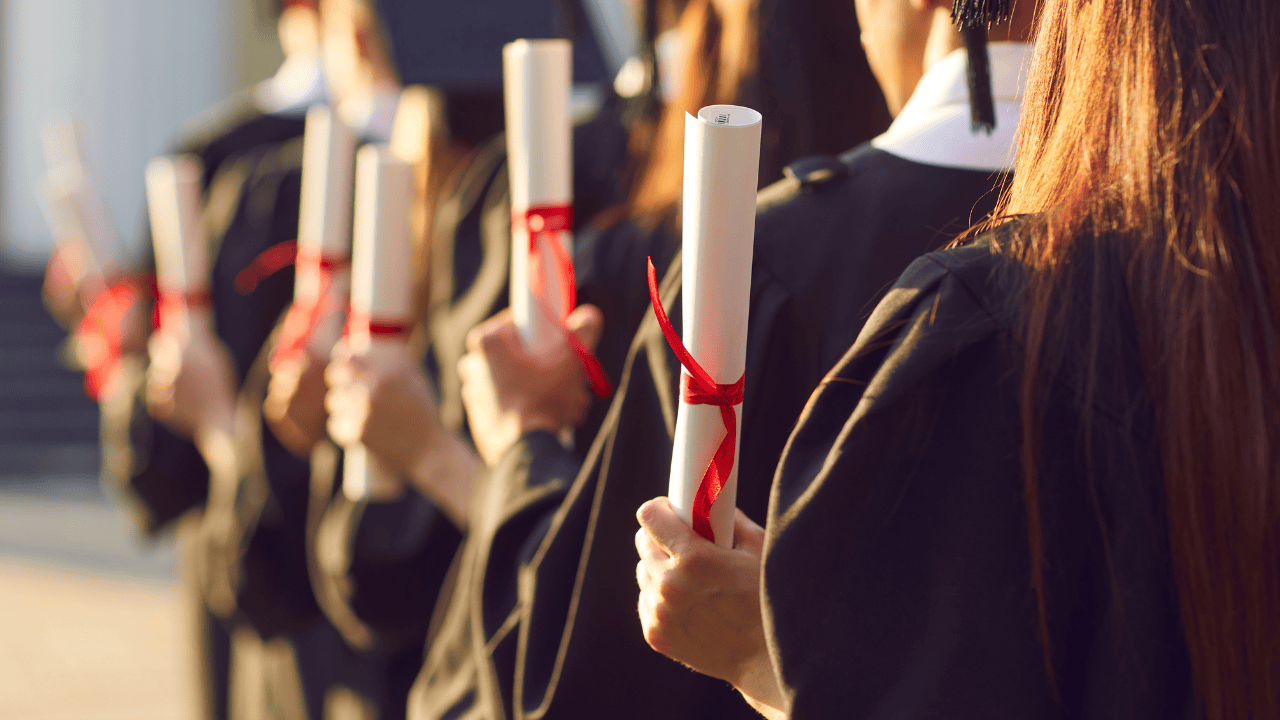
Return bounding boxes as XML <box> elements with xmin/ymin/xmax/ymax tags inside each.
<box><xmin>829</xmin><ymin>232</ymin><xmax>1025</xmax><ymax>388</ymax></box>
<box><xmin>757</xmin><ymin>143</ymin><xmax>1004</xmax><ymax>214</ymax></box>
<box><xmin>755</xmin><ymin>144</ymin><xmax>880</xmax><ymax>213</ymax></box>
<box><xmin>173</xmin><ymin>92</ymin><xmax>306</xmax><ymax>180</ymax></box>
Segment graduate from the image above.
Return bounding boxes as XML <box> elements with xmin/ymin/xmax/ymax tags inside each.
<box><xmin>252</xmin><ymin>1</ymin><xmax>624</xmax><ymax>714</ymax></box>
<box><xmin>635</xmin><ymin>0</ymin><xmax>1280</xmax><ymax>717</ymax></box>
<box><xmin>76</xmin><ymin>5</ymin><xmax>326</xmax><ymax>720</ymax></box>
<box><xmin>101</xmin><ymin>0</ymin><xmax>325</xmax><ymax>536</ymax></box>
<box><xmin>176</xmin><ymin>2</ymin><xmax>466</xmax><ymax>717</ymax></box>
<box><xmin>118</xmin><ymin>0</ymin><xmax>423</xmax><ymax>715</ymax></box>
<box><xmin>396</xmin><ymin>0</ymin><xmax>1031</xmax><ymax>718</ymax></box>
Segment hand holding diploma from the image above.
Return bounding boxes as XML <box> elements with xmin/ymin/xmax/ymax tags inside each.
<box><xmin>143</xmin><ymin>154</ymin><xmax>238</xmax><ymax>468</ymax></box>
<box><xmin>457</xmin><ymin>305</ymin><xmax>604</xmax><ymax>467</ymax></box>
<box><xmin>651</xmin><ymin>105</ymin><xmax>762</xmax><ymax>547</ymax></box>
<box><xmin>503</xmin><ymin>39</ymin><xmax>612</xmax><ymax>397</ymax></box>
<box><xmin>634</xmin><ymin>498</ymin><xmax>784</xmax><ymax>719</ymax></box>
<box><xmin>333</xmin><ymin>144</ymin><xmax>416</xmax><ymax>501</ymax></box>
<box><xmin>265</xmin><ymin>105</ymin><xmax>356</xmax><ymax>457</ymax></box>
<box><xmin>325</xmin><ymin>338</ymin><xmax>439</xmax><ymax>475</ymax></box>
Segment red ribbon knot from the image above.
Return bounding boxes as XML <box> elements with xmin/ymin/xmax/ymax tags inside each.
<box><xmin>76</xmin><ymin>273</ymin><xmax>155</xmax><ymax>400</ymax></box>
<box><xmin>646</xmin><ymin>257</ymin><xmax>744</xmax><ymax>544</ymax></box>
<box><xmin>343</xmin><ymin>310</ymin><xmax>411</xmax><ymax>340</ymax></box>
<box><xmin>155</xmin><ymin>287</ymin><xmax>211</xmax><ymax>333</ymax></box>
<box><xmin>511</xmin><ymin>205</ymin><xmax>612</xmax><ymax>397</ymax></box>
<box><xmin>271</xmin><ymin>247</ymin><xmax>350</xmax><ymax>368</ymax></box>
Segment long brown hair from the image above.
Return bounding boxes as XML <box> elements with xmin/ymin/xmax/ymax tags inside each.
<box><xmin>618</xmin><ymin>0</ymin><xmax>890</xmax><ymax>230</ymax></box>
<box><xmin>996</xmin><ymin>0</ymin><xmax>1280</xmax><ymax>717</ymax></box>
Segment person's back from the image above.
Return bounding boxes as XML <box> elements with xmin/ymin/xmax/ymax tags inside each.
<box><xmin>637</xmin><ymin>0</ymin><xmax>1279</xmax><ymax>717</ymax></box>
<box><xmin>413</xmin><ymin>1</ymin><xmax>1038</xmax><ymax>718</ymax></box>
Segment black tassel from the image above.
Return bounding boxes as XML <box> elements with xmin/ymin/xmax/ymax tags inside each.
<box><xmin>951</xmin><ymin>0</ymin><xmax>1012</xmax><ymax>28</ymax></box>
<box><xmin>963</xmin><ymin>24</ymin><xmax>996</xmax><ymax>134</ymax></box>
<box><xmin>952</xmin><ymin>0</ymin><xmax>1010</xmax><ymax>136</ymax></box>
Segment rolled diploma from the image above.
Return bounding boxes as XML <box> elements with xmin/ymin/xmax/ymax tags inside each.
<box><xmin>145</xmin><ymin>154</ymin><xmax>210</xmax><ymax>339</ymax></box>
<box><xmin>146</xmin><ymin>154</ymin><xmax>236</xmax><ymax>466</ymax></box>
<box><xmin>296</xmin><ymin>105</ymin><xmax>356</xmax><ymax>353</ymax></box>
<box><xmin>40</xmin><ymin>167</ymin><xmax>109</xmax><ymax>286</ymax></box>
<box><xmin>343</xmin><ymin>144</ymin><xmax>414</xmax><ymax>500</ymax></box>
<box><xmin>667</xmin><ymin>105</ymin><xmax>762</xmax><ymax>548</ymax></box>
<box><xmin>39</xmin><ymin>122</ymin><xmax>119</xmax><ymax>284</ymax></box>
<box><xmin>503</xmin><ymin>39</ymin><xmax>574</xmax><ymax>355</ymax></box>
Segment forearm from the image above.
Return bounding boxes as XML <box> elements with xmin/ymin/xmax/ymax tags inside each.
<box><xmin>194</xmin><ymin>414</ymin><xmax>240</xmax><ymax>506</ymax></box>
<box><xmin>407</xmin><ymin>430</ymin><xmax>482</xmax><ymax>530</ymax></box>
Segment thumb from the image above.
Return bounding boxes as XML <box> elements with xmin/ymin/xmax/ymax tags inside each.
<box><xmin>466</xmin><ymin>309</ymin><xmax>514</xmax><ymax>353</ymax></box>
<box><xmin>565</xmin><ymin>304</ymin><xmax>604</xmax><ymax>353</ymax></box>
<box><xmin>637</xmin><ymin>497</ymin><xmax>703</xmax><ymax>557</ymax></box>
<box><xmin>731</xmin><ymin>509</ymin><xmax>766</xmax><ymax>554</ymax></box>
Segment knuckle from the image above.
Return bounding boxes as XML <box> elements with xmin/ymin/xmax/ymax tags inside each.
<box><xmin>654</xmin><ymin>569</ymin><xmax>686</xmax><ymax>607</ymax></box>
<box><xmin>677</xmin><ymin>547</ymin><xmax>713</xmax><ymax>577</ymax></box>
<box><xmin>641</xmin><ymin>618</ymin><xmax>672</xmax><ymax>655</ymax></box>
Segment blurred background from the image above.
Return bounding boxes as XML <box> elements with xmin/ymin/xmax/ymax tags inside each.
<box><xmin>0</xmin><ymin>1</ymin><xmax>281</xmax><ymax>716</ymax></box>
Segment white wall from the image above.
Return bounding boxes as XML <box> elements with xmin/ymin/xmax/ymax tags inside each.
<box><xmin>1</xmin><ymin>0</ymin><xmax>232</xmax><ymax>269</ymax></box>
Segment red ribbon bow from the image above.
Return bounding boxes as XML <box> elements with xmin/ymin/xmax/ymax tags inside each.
<box><xmin>155</xmin><ymin>287</ymin><xmax>212</xmax><ymax>333</ymax></box>
<box><xmin>75</xmin><ymin>274</ymin><xmax>154</xmax><ymax>401</ymax></box>
<box><xmin>343</xmin><ymin>310</ymin><xmax>412</xmax><ymax>340</ymax></box>
<box><xmin>229</xmin><ymin>239</ymin><xmax>354</xmax><ymax>367</ymax></box>
<box><xmin>512</xmin><ymin>205</ymin><xmax>613</xmax><ymax>397</ymax></box>
<box><xmin>271</xmin><ymin>248</ymin><xmax>350</xmax><ymax>368</ymax></box>
<box><xmin>646</xmin><ymin>257</ymin><xmax>744</xmax><ymax>543</ymax></box>
<box><xmin>234</xmin><ymin>239</ymin><xmax>300</xmax><ymax>295</ymax></box>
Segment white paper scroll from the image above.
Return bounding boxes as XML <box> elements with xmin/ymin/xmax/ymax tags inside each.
<box><xmin>503</xmin><ymin>39</ymin><xmax>574</xmax><ymax>354</ymax></box>
<box><xmin>40</xmin><ymin>167</ymin><xmax>115</xmax><ymax>284</ymax></box>
<box><xmin>343</xmin><ymin>144</ymin><xmax>415</xmax><ymax>500</ymax></box>
<box><xmin>667</xmin><ymin>105</ymin><xmax>762</xmax><ymax>548</ymax></box>
<box><xmin>145</xmin><ymin>154</ymin><xmax>210</xmax><ymax>336</ymax></box>
<box><xmin>295</xmin><ymin>105</ymin><xmax>357</xmax><ymax>354</ymax></box>
<box><xmin>39</xmin><ymin>122</ymin><xmax>118</xmax><ymax>286</ymax></box>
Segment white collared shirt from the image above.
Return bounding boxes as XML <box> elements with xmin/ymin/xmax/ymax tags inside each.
<box><xmin>253</xmin><ymin>52</ymin><xmax>329</xmax><ymax>116</ymax></box>
<box><xmin>871</xmin><ymin>41</ymin><xmax>1033</xmax><ymax>172</ymax></box>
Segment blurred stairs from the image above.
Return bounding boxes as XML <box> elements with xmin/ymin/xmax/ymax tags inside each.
<box><xmin>0</xmin><ymin>269</ymin><xmax>100</xmax><ymax>478</ymax></box>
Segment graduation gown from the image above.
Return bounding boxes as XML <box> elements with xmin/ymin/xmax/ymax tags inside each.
<box><xmin>407</xmin><ymin>145</ymin><xmax>1009</xmax><ymax>720</ymax></box>
<box><xmin>94</xmin><ymin>107</ymin><xmax>305</xmax><ymax>720</ymax></box>
<box><xmin>307</xmin><ymin>111</ymin><xmax>640</xmax><ymax>648</ymax></box>
<box><xmin>764</xmin><ymin>234</ymin><xmax>1197</xmax><ymax>718</ymax></box>
<box><xmin>108</xmin><ymin>95</ymin><xmax>305</xmax><ymax>536</ymax></box>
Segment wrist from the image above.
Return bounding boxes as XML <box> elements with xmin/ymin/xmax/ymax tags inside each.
<box><xmin>733</xmin><ymin>650</ymin><xmax>786</xmax><ymax>718</ymax></box>
<box><xmin>407</xmin><ymin>430</ymin><xmax>481</xmax><ymax>530</ymax></box>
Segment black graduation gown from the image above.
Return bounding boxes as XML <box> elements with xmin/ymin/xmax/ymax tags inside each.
<box><xmin>307</xmin><ymin>113</ymin><xmax>640</xmax><ymax>649</ymax></box>
<box><xmin>110</xmin><ymin>95</ymin><xmax>305</xmax><ymax>535</ymax></box>
<box><xmin>98</xmin><ymin>107</ymin><xmax>305</xmax><ymax>720</ymax></box>
<box><xmin>407</xmin><ymin>145</ymin><xmax>1010</xmax><ymax>720</ymax></box>
<box><xmin>765</xmin><ymin>236</ymin><xmax>1197</xmax><ymax>718</ymax></box>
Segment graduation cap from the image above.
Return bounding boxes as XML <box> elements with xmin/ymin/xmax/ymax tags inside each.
<box><xmin>951</xmin><ymin>0</ymin><xmax>1011</xmax><ymax>135</ymax></box>
<box><xmin>373</xmin><ymin>0</ymin><xmax>611</xmax><ymax>91</ymax></box>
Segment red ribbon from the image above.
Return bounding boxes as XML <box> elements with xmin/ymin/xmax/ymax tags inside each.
<box><xmin>75</xmin><ymin>274</ymin><xmax>154</xmax><ymax>401</ymax></box>
<box><xmin>155</xmin><ymin>287</ymin><xmax>212</xmax><ymax>333</ymax></box>
<box><xmin>343</xmin><ymin>310</ymin><xmax>412</xmax><ymax>339</ymax></box>
<box><xmin>234</xmin><ymin>240</ymin><xmax>300</xmax><ymax>295</ymax></box>
<box><xmin>271</xmin><ymin>248</ymin><xmax>350</xmax><ymax>368</ymax></box>
<box><xmin>512</xmin><ymin>205</ymin><xmax>613</xmax><ymax>397</ymax></box>
<box><xmin>646</xmin><ymin>257</ymin><xmax>744</xmax><ymax>544</ymax></box>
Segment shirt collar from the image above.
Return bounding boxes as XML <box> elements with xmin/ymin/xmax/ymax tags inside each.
<box><xmin>254</xmin><ymin>52</ymin><xmax>329</xmax><ymax>116</ymax></box>
<box><xmin>871</xmin><ymin>41</ymin><xmax>1033</xmax><ymax>172</ymax></box>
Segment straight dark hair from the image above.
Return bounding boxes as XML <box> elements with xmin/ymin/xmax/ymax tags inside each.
<box><xmin>995</xmin><ymin>0</ymin><xmax>1280</xmax><ymax>717</ymax></box>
